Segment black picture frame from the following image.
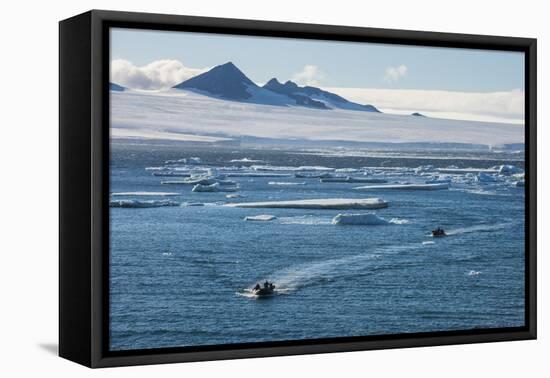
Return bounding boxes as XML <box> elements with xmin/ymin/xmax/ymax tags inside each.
<box><xmin>59</xmin><ymin>9</ymin><xmax>537</xmax><ymax>368</ymax></box>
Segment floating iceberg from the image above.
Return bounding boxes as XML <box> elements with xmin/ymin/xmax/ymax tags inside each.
<box><xmin>110</xmin><ymin>191</ymin><xmax>179</xmax><ymax>196</ymax></box>
<box><xmin>425</xmin><ymin>178</ymin><xmax>452</xmax><ymax>184</ymax></box>
<box><xmin>268</xmin><ymin>181</ymin><xmax>306</xmax><ymax>186</ymax></box>
<box><xmin>294</xmin><ymin>172</ymin><xmax>332</xmax><ymax>178</ymax></box>
<box><xmin>161</xmin><ymin>177</ymin><xmax>217</xmax><ymax>185</ymax></box>
<box><xmin>244</xmin><ymin>214</ymin><xmax>277</xmax><ymax>221</ymax></box>
<box><xmin>225</xmin><ymin>172</ymin><xmax>292</xmax><ymax>178</ymax></box>
<box><xmin>183</xmin><ymin>202</ymin><xmax>205</xmax><ymax>206</ymax></box>
<box><xmin>226</xmin><ymin>198</ymin><xmax>388</xmax><ymax>210</ymax></box>
<box><xmin>496</xmin><ymin>164</ymin><xmax>524</xmax><ymax>175</ymax></box>
<box><xmin>161</xmin><ymin>175</ymin><xmax>235</xmax><ymax>186</ymax></box>
<box><xmin>251</xmin><ymin>165</ymin><xmax>334</xmax><ymax>172</ymax></box>
<box><xmin>109</xmin><ymin>199</ymin><xmax>180</xmax><ymax>208</ymax></box>
<box><xmin>475</xmin><ymin>172</ymin><xmax>498</xmax><ymax>183</ymax></box>
<box><xmin>354</xmin><ymin>183</ymin><xmax>449</xmax><ymax>191</ymax></box>
<box><xmin>437</xmin><ymin>167</ymin><xmax>499</xmax><ymax>174</ymax></box>
<box><xmin>192</xmin><ymin>183</ymin><xmax>239</xmax><ymax>192</ymax></box>
<box><xmin>152</xmin><ymin>171</ymin><xmax>191</xmax><ymax>177</ymax></box>
<box><xmin>226</xmin><ymin>193</ymin><xmax>245</xmax><ymax>198</ymax></box>
<box><xmin>320</xmin><ymin>176</ymin><xmax>387</xmax><ymax>183</ymax></box>
<box><xmin>165</xmin><ymin>157</ymin><xmax>202</xmax><ymax>165</ymax></box>
<box><xmin>229</xmin><ymin>158</ymin><xmax>265</xmax><ymax>163</ymax></box>
<box><xmin>332</xmin><ymin>213</ymin><xmax>389</xmax><ymax>225</ymax></box>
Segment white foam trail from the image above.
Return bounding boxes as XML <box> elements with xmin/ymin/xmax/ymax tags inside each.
<box><xmin>278</xmin><ymin>216</ymin><xmax>332</xmax><ymax>225</ymax></box>
<box><xmin>253</xmin><ymin>244</ymin><xmax>415</xmax><ymax>294</ymax></box>
<box><xmin>445</xmin><ymin>222</ymin><xmax>513</xmax><ymax>236</ymax></box>
<box><xmin>389</xmin><ymin>218</ymin><xmax>410</xmax><ymax>225</ymax></box>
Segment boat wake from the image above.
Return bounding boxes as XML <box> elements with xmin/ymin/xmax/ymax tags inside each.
<box><xmin>239</xmin><ymin>244</ymin><xmax>418</xmax><ymax>297</ymax></box>
<box><xmin>443</xmin><ymin>222</ymin><xmax>514</xmax><ymax>236</ymax></box>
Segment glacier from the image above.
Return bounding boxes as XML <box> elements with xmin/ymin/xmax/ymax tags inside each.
<box><xmin>110</xmin><ymin>89</ymin><xmax>524</xmax><ymax>147</ymax></box>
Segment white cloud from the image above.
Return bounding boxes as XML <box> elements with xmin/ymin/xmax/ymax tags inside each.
<box><xmin>110</xmin><ymin>59</ymin><xmax>208</xmax><ymax>90</ymax></box>
<box><xmin>384</xmin><ymin>64</ymin><xmax>408</xmax><ymax>83</ymax></box>
<box><xmin>327</xmin><ymin>87</ymin><xmax>524</xmax><ymax>124</ymax></box>
<box><xmin>291</xmin><ymin>65</ymin><xmax>325</xmax><ymax>86</ymax></box>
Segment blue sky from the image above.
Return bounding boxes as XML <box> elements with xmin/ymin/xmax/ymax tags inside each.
<box><xmin>111</xmin><ymin>27</ymin><xmax>524</xmax><ymax>92</ymax></box>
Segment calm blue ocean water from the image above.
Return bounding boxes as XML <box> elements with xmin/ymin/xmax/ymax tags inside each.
<box><xmin>109</xmin><ymin>141</ymin><xmax>525</xmax><ymax>351</ymax></box>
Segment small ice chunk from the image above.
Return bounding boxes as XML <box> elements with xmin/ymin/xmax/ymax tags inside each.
<box><xmin>476</xmin><ymin>172</ymin><xmax>498</xmax><ymax>183</ymax></box>
<box><xmin>468</xmin><ymin>270</ymin><xmax>482</xmax><ymax>276</ymax></box>
<box><xmin>229</xmin><ymin>158</ymin><xmax>265</xmax><ymax>163</ymax></box>
<box><xmin>192</xmin><ymin>183</ymin><xmax>239</xmax><ymax>192</ymax></box>
<box><xmin>244</xmin><ymin>214</ymin><xmax>277</xmax><ymax>221</ymax></box>
<box><xmin>332</xmin><ymin>213</ymin><xmax>390</xmax><ymax>225</ymax></box>
<box><xmin>165</xmin><ymin>157</ymin><xmax>202</xmax><ymax>165</ymax></box>
<box><xmin>184</xmin><ymin>202</ymin><xmax>205</xmax><ymax>206</ymax></box>
<box><xmin>226</xmin><ymin>194</ymin><xmax>245</xmax><ymax>198</ymax></box>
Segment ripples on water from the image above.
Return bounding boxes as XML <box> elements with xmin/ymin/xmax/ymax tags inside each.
<box><xmin>109</xmin><ymin>142</ymin><xmax>526</xmax><ymax>351</ymax></box>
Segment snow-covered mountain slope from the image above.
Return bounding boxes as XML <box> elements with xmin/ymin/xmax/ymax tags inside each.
<box><xmin>110</xmin><ymin>82</ymin><xmax>126</xmax><ymax>92</ymax></box>
<box><xmin>110</xmin><ymin>89</ymin><xmax>524</xmax><ymax>147</ymax></box>
<box><xmin>263</xmin><ymin>78</ymin><xmax>380</xmax><ymax>112</ymax></box>
<box><xmin>172</xmin><ymin>62</ymin><xmax>294</xmax><ymax>106</ymax></box>
<box><xmin>172</xmin><ymin>62</ymin><xmax>378</xmax><ymax>111</ymax></box>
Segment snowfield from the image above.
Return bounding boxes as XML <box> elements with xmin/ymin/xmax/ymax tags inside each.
<box><xmin>111</xmin><ymin>89</ymin><xmax>524</xmax><ymax>146</ymax></box>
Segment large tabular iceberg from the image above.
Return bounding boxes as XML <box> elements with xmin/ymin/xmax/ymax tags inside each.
<box><xmin>332</xmin><ymin>213</ymin><xmax>390</xmax><ymax>225</ymax></box>
<box><xmin>353</xmin><ymin>183</ymin><xmax>449</xmax><ymax>191</ymax></box>
<box><xmin>225</xmin><ymin>198</ymin><xmax>388</xmax><ymax>210</ymax></box>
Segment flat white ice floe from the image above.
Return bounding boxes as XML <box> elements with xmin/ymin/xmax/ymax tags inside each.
<box><xmin>225</xmin><ymin>198</ymin><xmax>388</xmax><ymax>209</ymax></box>
<box><xmin>244</xmin><ymin>214</ymin><xmax>277</xmax><ymax>221</ymax></box>
<box><xmin>192</xmin><ymin>183</ymin><xmax>239</xmax><ymax>192</ymax></box>
<box><xmin>437</xmin><ymin>167</ymin><xmax>499</xmax><ymax>174</ymax></box>
<box><xmin>109</xmin><ymin>199</ymin><xmax>180</xmax><ymax>208</ymax></box>
<box><xmin>110</xmin><ymin>191</ymin><xmax>180</xmax><ymax>196</ymax></box>
<box><xmin>354</xmin><ymin>183</ymin><xmax>449</xmax><ymax>191</ymax></box>
<box><xmin>320</xmin><ymin>176</ymin><xmax>387</xmax><ymax>183</ymax></box>
<box><xmin>225</xmin><ymin>172</ymin><xmax>292</xmax><ymax>178</ymax></box>
<box><xmin>152</xmin><ymin>171</ymin><xmax>192</xmax><ymax>177</ymax></box>
<box><xmin>332</xmin><ymin>213</ymin><xmax>389</xmax><ymax>225</ymax></box>
<box><xmin>251</xmin><ymin>165</ymin><xmax>334</xmax><ymax>172</ymax></box>
<box><xmin>268</xmin><ymin>181</ymin><xmax>306</xmax><ymax>186</ymax></box>
<box><xmin>229</xmin><ymin>158</ymin><xmax>265</xmax><ymax>163</ymax></box>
